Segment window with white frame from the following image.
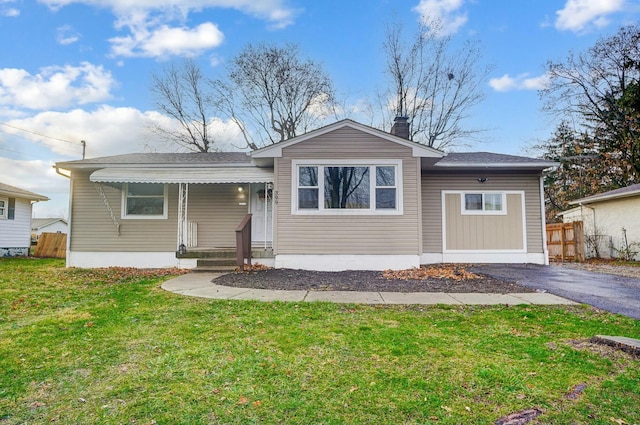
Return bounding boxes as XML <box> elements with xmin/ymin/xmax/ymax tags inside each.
<box><xmin>0</xmin><ymin>198</ymin><xmax>6</xmax><ymax>219</ymax></box>
<box><xmin>294</xmin><ymin>161</ymin><xmax>401</xmax><ymax>214</ymax></box>
<box><xmin>462</xmin><ymin>192</ymin><xmax>506</xmax><ymax>215</ymax></box>
<box><xmin>122</xmin><ymin>183</ymin><xmax>168</xmax><ymax>219</ymax></box>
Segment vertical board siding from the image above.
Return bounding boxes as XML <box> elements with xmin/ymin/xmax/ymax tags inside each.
<box><xmin>0</xmin><ymin>198</ymin><xmax>32</xmax><ymax>248</ymax></box>
<box><xmin>70</xmin><ymin>171</ymin><xmax>178</xmax><ymax>252</ymax></box>
<box><xmin>444</xmin><ymin>193</ymin><xmax>523</xmax><ymax>250</ymax></box>
<box><xmin>422</xmin><ymin>172</ymin><xmax>544</xmax><ymax>253</ymax></box>
<box><xmin>186</xmin><ymin>183</ymin><xmax>248</xmax><ymax>247</ymax></box>
<box><xmin>276</xmin><ymin>127</ymin><xmax>421</xmax><ymax>255</ymax></box>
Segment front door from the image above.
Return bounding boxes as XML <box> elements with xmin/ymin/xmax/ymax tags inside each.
<box><xmin>250</xmin><ymin>184</ymin><xmax>273</xmax><ymax>247</ymax></box>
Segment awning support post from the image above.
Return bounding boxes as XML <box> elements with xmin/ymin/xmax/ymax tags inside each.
<box><xmin>177</xmin><ymin>183</ymin><xmax>189</xmax><ymax>251</ymax></box>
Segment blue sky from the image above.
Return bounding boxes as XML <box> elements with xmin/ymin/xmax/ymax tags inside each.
<box><xmin>1</xmin><ymin>0</ymin><xmax>639</xmax><ymax>217</ymax></box>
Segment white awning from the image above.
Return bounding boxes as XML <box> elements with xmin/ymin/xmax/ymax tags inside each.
<box><xmin>90</xmin><ymin>167</ymin><xmax>274</xmax><ymax>184</ymax></box>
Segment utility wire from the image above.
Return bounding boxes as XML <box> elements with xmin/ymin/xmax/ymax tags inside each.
<box><xmin>0</xmin><ymin>121</ymin><xmax>78</xmax><ymax>145</ymax></box>
<box><xmin>0</xmin><ymin>129</ymin><xmax>82</xmax><ymax>155</ymax></box>
<box><xmin>0</xmin><ymin>146</ymin><xmax>50</xmax><ymax>160</ymax></box>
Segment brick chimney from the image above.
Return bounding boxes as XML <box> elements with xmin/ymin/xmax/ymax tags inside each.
<box><xmin>390</xmin><ymin>116</ymin><xmax>410</xmax><ymax>140</ymax></box>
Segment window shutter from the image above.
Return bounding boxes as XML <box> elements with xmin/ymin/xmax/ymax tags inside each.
<box><xmin>8</xmin><ymin>198</ymin><xmax>15</xmax><ymax>220</ymax></box>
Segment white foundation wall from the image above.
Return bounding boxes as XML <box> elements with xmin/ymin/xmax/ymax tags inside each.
<box><xmin>67</xmin><ymin>251</ymin><xmax>196</xmax><ymax>269</ymax></box>
<box><xmin>421</xmin><ymin>252</ymin><xmax>547</xmax><ymax>265</ymax></box>
<box><xmin>275</xmin><ymin>254</ymin><xmax>420</xmax><ymax>271</ymax></box>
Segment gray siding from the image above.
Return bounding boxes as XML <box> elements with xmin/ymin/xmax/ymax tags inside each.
<box><xmin>422</xmin><ymin>171</ymin><xmax>544</xmax><ymax>253</ymax></box>
<box><xmin>186</xmin><ymin>183</ymin><xmax>249</xmax><ymax>247</ymax></box>
<box><xmin>275</xmin><ymin>127</ymin><xmax>421</xmax><ymax>255</ymax></box>
<box><xmin>69</xmin><ymin>171</ymin><xmax>178</xmax><ymax>252</ymax></box>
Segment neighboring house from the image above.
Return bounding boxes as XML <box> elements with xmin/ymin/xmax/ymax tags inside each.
<box><xmin>560</xmin><ymin>183</ymin><xmax>640</xmax><ymax>260</ymax></box>
<box><xmin>55</xmin><ymin>119</ymin><xmax>556</xmax><ymax>270</ymax></box>
<box><xmin>31</xmin><ymin>218</ymin><xmax>68</xmax><ymax>244</ymax></box>
<box><xmin>0</xmin><ymin>182</ymin><xmax>49</xmax><ymax>257</ymax></box>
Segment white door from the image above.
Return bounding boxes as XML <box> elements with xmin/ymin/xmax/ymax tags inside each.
<box><xmin>250</xmin><ymin>184</ymin><xmax>273</xmax><ymax>245</ymax></box>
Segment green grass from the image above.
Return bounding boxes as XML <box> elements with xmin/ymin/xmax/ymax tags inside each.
<box><xmin>1</xmin><ymin>258</ymin><xmax>639</xmax><ymax>424</ymax></box>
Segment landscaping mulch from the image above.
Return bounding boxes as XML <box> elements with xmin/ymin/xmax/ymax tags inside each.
<box><xmin>212</xmin><ymin>266</ymin><xmax>536</xmax><ymax>293</ymax></box>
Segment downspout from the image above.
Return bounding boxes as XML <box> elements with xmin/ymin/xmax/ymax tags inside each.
<box><xmin>539</xmin><ymin>175</ymin><xmax>550</xmax><ymax>265</ymax></box>
<box><xmin>54</xmin><ymin>166</ymin><xmax>72</xmax><ymax>267</ymax></box>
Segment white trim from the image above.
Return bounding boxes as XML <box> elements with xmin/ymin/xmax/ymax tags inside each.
<box><xmin>421</xmin><ymin>252</ymin><xmax>546</xmax><ymax>264</ymax></box>
<box><xmin>251</xmin><ymin>120</ymin><xmax>444</xmax><ymax>159</ymax></box>
<box><xmin>460</xmin><ymin>192</ymin><xmax>507</xmax><ymax>216</ymax></box>
<box><xmin>441</xmin><ymin>190</ymin><xmax>527</xmax><ymax>253</ymax></box>
<box><xmin>539</xmin><ymin>176</ymin><xmax>550</xmax><ymax>265</ymax></box>
<box><xmin>121</xmin><ymin>183</ymin><xmax>168</xmax><ymax>220</ymax></box>
<box><xmin>0</xmin><ymin>197</ymin><xmax>6</xmax><ymax>219</ymax></box>
<box><xmin>275</xmin><ymin>254</ymin><xmax>420</xmax><ymax>271</ymax></box>
<box><xmin>291</xmin><ymin>159</ymin><xmax>404</xmax><ymax>216</ymax></box>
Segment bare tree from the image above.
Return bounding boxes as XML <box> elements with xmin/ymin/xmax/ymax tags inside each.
<box><xmin>214</xmin><ymin>42</ymin><xmax>336</xmax><ymax>149</ymax></box>
<box><xmin>541</xmin><ymin>24</ymin><xmax>640</xmax><ymax>182</ymax></box>
<box><xmin>150</xmin><ymin>59</ymin><xmax>220</xmax><ymax>152</ymax></box>
<box><xmin>382</xmin><ymin>19</ymin><xmax>491</xmax><ymax>150</ymax></box>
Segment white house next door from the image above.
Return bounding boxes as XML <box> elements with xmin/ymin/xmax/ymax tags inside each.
<box><xmin>250</xmin><ymin>183</ymin><xmax>273</xmax><ymax>247</ymax></box>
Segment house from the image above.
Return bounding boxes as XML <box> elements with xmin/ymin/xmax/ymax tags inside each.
<box><xmin>54</xmin><ymin>119</ymin><xmax>556</xmax><ymax>270</ymax></box>
<box><xmin>0</xmin><ymin>182</ymin><xmax>49</xmax><ymax>257</ymax></box>
<box><xmin>31</xmin><ymin>218</ymin><xmax>68</xmax><ymax>244</ymax></box>
<box><xmin>560</xmin><ymin>183</ymin><xmax>640</xmax><ymax>260</ymax></box>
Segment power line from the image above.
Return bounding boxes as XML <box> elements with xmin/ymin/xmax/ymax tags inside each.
<box><xmin>0</xmin><ymin>121</ymin><xmax>78</xmax><ymax>145</ymax></box>
<box><xmin>0</xmin><ymin>129</ymin><xmax>82</xmax><ymax>155</ymax></box>
<box><xmin>0</xmin><ymin>146</ymin><xmax>50</xmax><ymax>160</ymax></box>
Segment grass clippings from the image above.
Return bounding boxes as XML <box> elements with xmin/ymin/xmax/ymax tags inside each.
<box><xmin>1</xmin><ymin>258</ymin><xmax>639</xmax><ymax>425</ymax></box>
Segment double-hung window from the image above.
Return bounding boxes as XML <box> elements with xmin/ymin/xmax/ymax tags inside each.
<box><xmin>0</xmin><ymin>198</ymin><xmax>6</xmax><ymax>219</ymax></box>
<box><xmin>122</xmin><ymin>183</ymin><xmax>168</xmax><ymax>219</ymax></box>
<box><xmin>462</xmin><ymin>192</ymin><xmax>506</xmax><ymax>215</ymax></box>
<box><xmin>294</xmin><ymin>161</ymin><xmax>401</xmax><ymax>214</ymax></box>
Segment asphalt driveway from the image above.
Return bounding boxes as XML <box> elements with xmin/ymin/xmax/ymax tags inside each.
<box><xmin>470</xmin><ymin>264</ymin><xmax>640</xmax><ymax>320</ymax></box>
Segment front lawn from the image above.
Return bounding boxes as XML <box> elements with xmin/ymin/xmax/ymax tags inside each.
<box><xmin>1</xmin><ymin>258</ymin><xmax>639</xmax><ymax>424</ymax></box>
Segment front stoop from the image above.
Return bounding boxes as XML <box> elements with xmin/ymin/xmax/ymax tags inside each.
<box><xmin>177</xmin><ymin>248</ymin><xmax>274</xmax><ymax>273</ymax></box>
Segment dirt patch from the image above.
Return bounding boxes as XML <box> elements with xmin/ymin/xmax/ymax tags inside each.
<box><xmin>212</xmin><ymin>266</ymin><xmax>535</xmax><ymax>293</ymax></box>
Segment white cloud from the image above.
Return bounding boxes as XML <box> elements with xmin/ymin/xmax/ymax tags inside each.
<box><xmin>109</xmin><ymin>22</ymin><xmax>224</xmax><ymax>58</ymax></box>
<box><xmin>489</xmin><ymin>73</ymin><xmax>550</xmax><ymax>92</ymax></box>
<box><xmin>0</xmin><ymin>0</ymin><xmax>19</xmax><ymax>17</ymax></box>
<box><xmin>0</xmin><ymin>106</ymin><xmax>246</xmax><ymax>217</ymax></box>
<box><xmin>413</xmin><ymin>0</ymin><xmax>468</xmax><ymax>36</ymax></box>
<box><xmin>39</xmin><ymin>0</ymin><xmax>297</xmax><ymax>58</ymax></box>
<box><xmin>56</xmin><ymin>24</ymin><xmax>81</xmax><ymax>45</ymax></box>
<box><xmin>555</xmin><ymin>0</ymin><xmax>625</xmax><ymax>32</ymax></box>
<box><xmin>0</xmin><ymin>62</ymin><xmax>116</xmax><ymax>110</ymax></box>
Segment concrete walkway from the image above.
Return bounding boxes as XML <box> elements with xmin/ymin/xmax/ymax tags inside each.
<box><xmin>161</xmin><ymin>273</ymin><xmax>576</xmax><ymax>305</ymax></box>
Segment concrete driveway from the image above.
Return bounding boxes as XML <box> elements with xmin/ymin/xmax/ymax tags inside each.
<box><xmin>470</xmin><ymin>264</ymin><xmax>640</xmax><ymax>320</ymax></box>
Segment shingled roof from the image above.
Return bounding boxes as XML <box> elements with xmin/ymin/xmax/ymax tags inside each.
<box><xmin>435</xmin><ymin>152</ymin><xmax>557</xmax><ymax>169</ymax></box>
<box><xmin>57</xmin><ymin>152</ymin><xmax>252</xmax><ymax>169</ymax></box>
<box><xmin>0</xmin><ymin>182</ymin><xmax>49</xmax><ymax>201</ymax></box>
<box><xmin>569</xmin><ymin>183</ymin><xmax>640</xmax><ymax>205</ymax></box>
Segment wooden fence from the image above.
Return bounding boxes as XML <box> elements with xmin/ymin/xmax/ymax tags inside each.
<box><xmin>546</xmin><ymin>221</ymin><xmax>585</xmax><ymax>262</ymax></box>
<box><xmin>33</xmin><ymin>232</ymin><xmax>67</xmax><ymax>258</ymax></box>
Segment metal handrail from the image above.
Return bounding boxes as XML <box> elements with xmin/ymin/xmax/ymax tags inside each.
<box><xmin>235</xmin><ymin>214</ymin><xmax>252</xmax><ymax>268</ymax></box>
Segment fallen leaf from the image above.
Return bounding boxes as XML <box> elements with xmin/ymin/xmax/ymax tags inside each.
<box><xmin>610</xmin><ymin>418</ymin><xmax>628</xmax><ymax>425</ymax></box>
<box><xmin>237</xmin><ymin>396</ymin><xmax>250</xmax><ymax>405</ymax></box>
<box><xmin>252</xmin><ymin>400</ymin><xmax>262</xmax><ymax>407</ymax></box>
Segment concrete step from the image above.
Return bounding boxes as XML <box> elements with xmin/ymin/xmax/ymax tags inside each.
<box><xmin>197</xmin><ymin>258</ymin><xmax>236</xmax><ymax>267</ymax></box>
<box><xmin>191</xmin><ymin>265</ymin><xmax>237</xmax><ymax>273</ymax></box>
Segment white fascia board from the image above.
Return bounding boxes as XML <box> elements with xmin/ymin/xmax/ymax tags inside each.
<box><xmin>569</xmin><ymin>190</ymin><xmax>640</xmax><ymax>206</ymax></box>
